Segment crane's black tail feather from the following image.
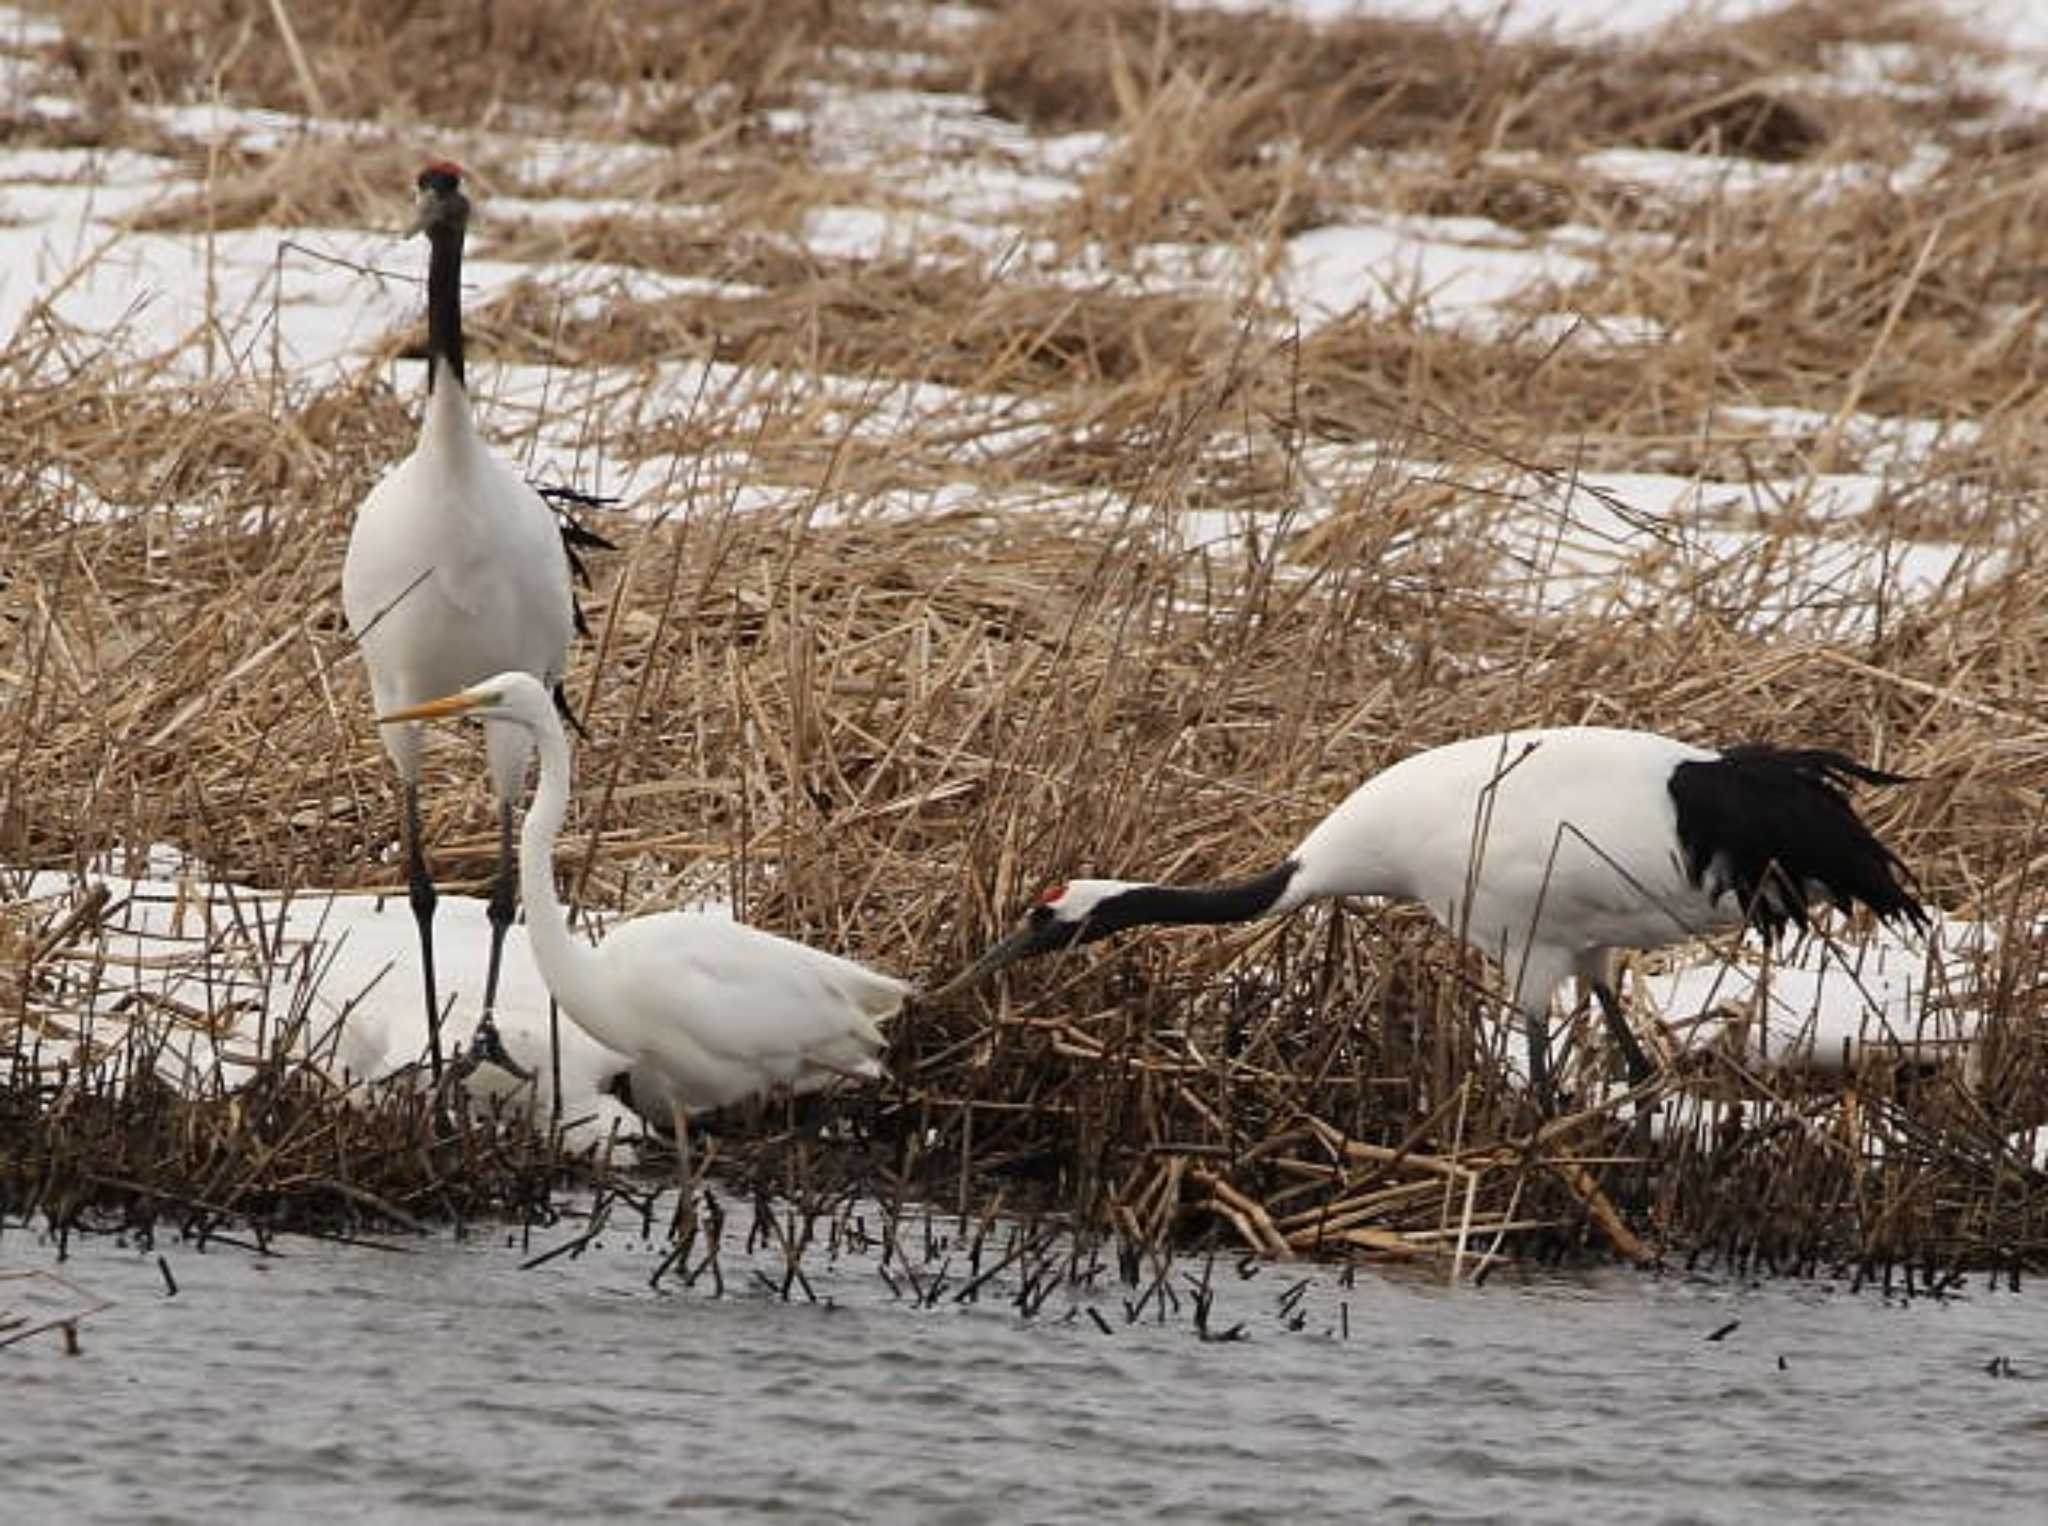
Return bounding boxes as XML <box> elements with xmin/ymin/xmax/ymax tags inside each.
<box><xmin>552</xmin><ymin>682</ymin><xmax>592</xmax><ymax>742</ymax></box>
<box><xmin>1669</xmin><ymin>743</ymin><xmax>1928</xmax><ymax>942</ymax></box>
<box><xmin>530</xmin><ymin>480</ymin><xmax>621</xmax><ymax>637</ymax></box>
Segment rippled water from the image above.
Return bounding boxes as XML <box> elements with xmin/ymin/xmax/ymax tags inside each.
<box><xmin>8</xmin><ymin>1206</ymin><xmax>2045</xmax><ymax>1525</ymax></box>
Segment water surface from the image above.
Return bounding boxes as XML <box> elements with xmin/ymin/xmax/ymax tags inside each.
<box><xmin>6</xmin><ymin>1211</ymin><xmax>2043</xmax><ymax>1524</ymax></box>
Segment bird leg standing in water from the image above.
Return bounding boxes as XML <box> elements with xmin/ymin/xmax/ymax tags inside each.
<box><xmin>1523</xmin><ymin>979</ymin><xmax>1655</xmax><ymax>1117</ymax></box>
<box><xmin>669</xmin><ymin>1097</ymin><xmax>697</xmax><ymax>1241</ymax></box>
<box><xmin>1523</xmin><ymin>1007</ymin><xmax>1557</xmax><ymax>1116</ymax></box>
<box><xmin>1591</xmin><ymin>979</ymin><xmax>1655</xmax><ymax>1087</ymax></box>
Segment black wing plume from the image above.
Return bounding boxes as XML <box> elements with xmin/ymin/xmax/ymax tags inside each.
<box><xmin>529</xmin><ymin>479</ymin><xmax>622</xmax><ymax>636</ymax></box>
<box><xmin>1669</xmin><ymin>743</ymin><xmax>1928</xmax><ymax>941</ymax></box>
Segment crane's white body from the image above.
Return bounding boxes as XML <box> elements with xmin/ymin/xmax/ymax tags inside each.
<box><xmin>342</xmin><ymin>370</ymin><xmax>573</xmax><ymax>800</ymax></box>
<box><xmin>966</xmin><ymin>724</ymin><xmax>1921</xmax><ymax>1107</ymax></box>
<box><xmin>1279</xmin><ymin>726</ymin><xmax>1739</xmax><ymax>1025</ymax></box>
<box><xmin>1046</xmin><ymin>728</ymin><xmax>1736</xmax><ymax>1032</ymax></box>
<box><xmin>342</xmin><ymin>163</ymin><xmax>586</xmax><ymax>1083</ymax></box>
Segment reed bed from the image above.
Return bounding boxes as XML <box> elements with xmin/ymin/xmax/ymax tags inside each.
<box><xmin>2</xmin><ymin>873</ymin><xmax>621</xmax><ymax>1245</ymax></box>
<box><xmin>4</xmin><ymin>0</ymin><xmax>2048</xmax><ymax>1281</ymax></box>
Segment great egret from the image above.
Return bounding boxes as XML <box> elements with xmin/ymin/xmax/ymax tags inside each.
<box><xmin>379</xmin><ymin>670</ymin><xmax>910</xmax><ymax>1220</ymax></box>
<box><xmin>936</xmin><ymin>726</ymin><xmax>1926</xmax><ymax>1109</ymax></box>
<box><xmin>342</xmin><ymin>162</ymin><xmax>575</xmax><ymax>1079</ymax></box>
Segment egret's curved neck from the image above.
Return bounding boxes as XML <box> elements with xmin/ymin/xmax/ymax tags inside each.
<box><xmin>424</xmin><ymin>218</ymin><xmax>465</xmax><ymax>394</ymax></box>
<box><xmin>515</xmin><ymin>714</ymin><xmax>620</xmax><ymax>1046</ymax></box>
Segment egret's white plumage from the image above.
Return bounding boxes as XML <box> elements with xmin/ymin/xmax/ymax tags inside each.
<box><xmin>341</xmin><ymin>161</ymin><xmax>574</xmax><ymax>1078</ymax></box>
<box><xmin>555</xmin><ymin>910</ymin><xmax>901</xmax><ymax>1115</ymax></box>
<box><xmin>942</xmin><ymin>726</ymin><xmax>1925</xmax><ymax>1108</ymax></box>
<box><xmin>380</xmin><ymin>670</ymin><xmax>909</xmax><ymax>1214</ymax></box>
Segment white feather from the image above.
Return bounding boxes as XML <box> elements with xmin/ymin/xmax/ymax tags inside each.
<box><xmin>590</xmin><ymin>910</ymin><xmax>903</xmax><ymax>1112</ymax></box>
<box><xmin>386</xmin><ymin>672</ymin><xmax>909</xmax><ymax>1125</ymax></box>
<box><xmin>341</xmin><ymin>373</ymin><xmax>573</xmax><ymax>800</ymax></box>
<box><xmin>1007</xmin><ymin>725</ymin><xmax>1922</xmax><ymax>1107</ymax></box>
<box><xmin>1283</xmin><ymin>726</ymin><xmax>1737</xmax><ymax>1019</ymax></box>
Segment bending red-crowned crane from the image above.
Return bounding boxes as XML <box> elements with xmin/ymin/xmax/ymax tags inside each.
<box><xmin>342</xmin><ymin>162</ymin><xmax>575</xmax><ymax>1080</ymax></box>
<box><xmin>380</xmin><ymin>670</ymin><xmax>909</xmax><ymax>1222</ymax></box>
<box><xmin>936</xmin><ymin>726</ymin><xmax>1927</xmax><ymax>1110</ymax></box>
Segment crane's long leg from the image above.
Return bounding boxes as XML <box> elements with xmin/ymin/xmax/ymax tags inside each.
<box><xmin>403</xmin><ymin>781</ymin><xmax>445</xmax><ymax>1082</ymax></box>
<box><xmin>1523</xmin><ymin>1008</ymin><xmax>1557</xmax><ymax>1116</ymax></box>
<box><xmin>1593</xmin><ymin>981</ymin><xmax>1659</xmax><ymax>1172</ymax></box>
<box><xmin>1592</xmin><ymin>980</ymin><xmax>1655</xmax><ymax>1085</ymax></box>
<box><xmin>548</xmin><ymin>999</ymin><xmax>563</xmax><ymax>1132</ymax></box>
<box><xmin>479</xmin><ymin>798</ymin><xmax>518</xmax><ymax>1047</ymax></box>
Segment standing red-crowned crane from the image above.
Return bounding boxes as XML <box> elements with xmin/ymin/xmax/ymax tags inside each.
<box><xmin>380</xmin><ymin>670</ymin><xmax>910</xmax><ymax>1227</ymax></box>
<box><xmin>935</xmin><ymin>726</ymin><xmax>1927</xmax><ymax>1110</ymax></box>
<box><xmin>342</xmin><ymin>163</ymin><xmax>575</xmax><ymax>1080</ymax></box>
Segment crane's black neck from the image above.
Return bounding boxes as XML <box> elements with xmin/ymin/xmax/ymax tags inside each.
<box><xmin>424</xmin><ymin>218</ymin><xmax>466</xmax><ymax>394</ymax></box>
<box><xmin>1082</xmin><ymin>861</ymin><xmax>1300</xmax><ymax>943</ymax></box>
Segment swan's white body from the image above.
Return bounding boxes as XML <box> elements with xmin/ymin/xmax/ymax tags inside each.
<box><xmin>381</xmin><ymin>671</ymin><xmax>908</xmax><ymax>1162</ymax></box>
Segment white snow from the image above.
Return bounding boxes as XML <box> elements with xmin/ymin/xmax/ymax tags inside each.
<box><xmin>12</xmin><ymin>858</ymin><xmax>643</xmax><ymax>1145</ymax></box>
<box><xmin>1196</xmin><ymin>0</ymin><xmax>2048</xmax><ymax>55</ymax></box>
<box><xmin>1280</xmin><ymin>214</ymin><xmax>1595</xmax><ymax>329</ymax></box>
<box><xmin>1641</xmin><ymin>916</ymin><xmax>1990</xmax><ymax>1078</ymax></box>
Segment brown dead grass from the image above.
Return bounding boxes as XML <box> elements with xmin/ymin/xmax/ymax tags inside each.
<box><xmin>1556</xmin><ymin>141</ymin><xmax>2048</xmax><ymax>423</ymax></box>
<box><xmin>963</xmin><ymin>0</ymin><xmax>1992</xmax><ymax>162</ymax></box>
<box><xmin>7</xmin><ymin>308</ymin><xmax>2044</xmax><ymax>1269</ymax></box>
<box><xmin>124</xmin><ymin>138</ymin><xmax>521</xmax><ymax>234</ymax></box>
<box><xmin>37</xmin><ymin>0</ymin><xmax>907</xmax><ymax>134</ymax></box>
<box><xmin>470</xmin><ymin>264</ymin><xmax>1244</xmax><ymax>395</ymax></box>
